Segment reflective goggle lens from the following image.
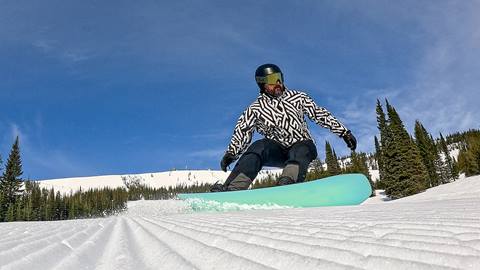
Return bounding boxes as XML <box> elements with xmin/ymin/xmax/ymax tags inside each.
<box><xmin>256</xmin><ymin>73</ymin><xmax>283</xmax><ymax>84</ymax></box>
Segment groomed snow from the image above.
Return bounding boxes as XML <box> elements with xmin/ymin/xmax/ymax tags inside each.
<box><xmin>1</xmin><ymin>175</ymin><xmax>480</xmax><ymax>270</ymax></box>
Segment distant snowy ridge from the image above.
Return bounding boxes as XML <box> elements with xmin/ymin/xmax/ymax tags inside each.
<box><xmin>37</xmin><ymin>169</ymin><xmax>283</xmax><ymax>194</ymax></box>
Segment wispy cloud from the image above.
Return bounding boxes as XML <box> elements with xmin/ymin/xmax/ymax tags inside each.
<box><xmin>32</xmin><ymin>39</ymin><xmax>92</xmax><ymax>63</ymax></box>
<box><xmin>331</xmin><ymin>1</ymin><xmax>480</xmax><ymax>152</ymax></box>
<box><xmin>1</xmin><ymin>122</ymin><xmax>95</xmax><ymax>180</ymax></box>
<box><xmin>388</xmin><ymin>2</ymin><xmax>480</xmax><ymax>135</ymax></box>
<box><xmin>188</xmin><ymin>149</ymin><xmax>225</xmax><ymax>158</ymax></box>
<box><xmin>32</xmin><ymin>39</ymin><xmax>56</xmax><ymax>52</ymax></box>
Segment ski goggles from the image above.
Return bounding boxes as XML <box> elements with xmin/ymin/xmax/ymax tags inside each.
<box><xmin>255</xmin><ymin>72</ymin><xmax>283</xmax><ymax>85</ymax></box>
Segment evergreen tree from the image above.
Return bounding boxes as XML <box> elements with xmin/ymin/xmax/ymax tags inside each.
<box><xmin>439</xmin><ymin>133</ymin><xmax>458</xmax><ymax>182</ymax></box>
<box><xmin>252</xmin><ymin>173</ymin><xmax>279</xmax><ymax>189</ymax></box>
<box><xmin>23</xmin><ymin>181</ymin><xmax>33</xmax><ymax>221</ymax></box>
<box><xmin>333</xmin><ymin>150</ymin><xmax>342</xmax><ymax>173</ymax></box>
<box><xmin>30</xmin><ymin>182</ymin><xmax>42</xmax><ymax>221</ymax></box>
<box><xmin>451</xmin><ymin>158</ymin><xmax>460</xmax><ymax>180</ymax></box>
<box><xmin>375</xmin><ymin>100</ymin><xmax>429</xmax><ymax>199</ymax></box>
<box><xmin>55</xmin><ymin>191</ymin><xmax>65</xmax><ymax>220</ymax></box>
<box><xmin>345</xmin><ymin>151</ymin><xmax>375</xmax><ymax>196</ymax></box>
<box><xmin>376</xmin><ymin>100</ymin><xmax>397</xmax><ymax>195</ymax></box>
<box><xmin>6</xmin><ymin>204</ymin><xmax>15</xmax><ymax>222</ymax></box>
<box><xmin>0</xmin><ymin>155</ymin><xmax>4</xmax><ymax>220</ymax></box>
<box><xmin>414</xmin><ymin>121</ymin><xmax>439</xmax><ymax>187</ymax></box>
<box><xmin>0</xmin><ymin>137</ymin><xmax>24</xmax><ymax>221</ymax></box>
<box><xmin>15</xmin><ymin>195</ymin><xmax>25</xmax><ymax>221</ymax></box>
<box><xmin>306</xmin><ymin>159</ymin><xmax>328</xmax><ymax>181</ymax></box>
<box><xmin>374</xmin><ymin>136</ymin><xmax>386</xmax><ymax>189</ymax></box>
<box><xmin>457</xmin><ymin>131</ymin><xmax>480</xmax><ymax>176</ymax></box>
<box><xmin>325</xmin><ymin>141</ymin><xmax>340</xmax><ymax>176</ymax></box>
<box><xmin>433</xmin><ymin>147</ymin><xmax>450</xmax><ymax>184</ymax></box>
<box><xmin>45</xmin><ymin>188</ymin><xmax>55</xmax><ymax>221</ymax></box>
<box><xmin>375</xmin><ymin>99</ymin><xmax>393</xmax><ymax>185</ymax></box>
<box><xmin>386</xmin><ymin>102</ymin><xmax>429</xmax><ymax>198</ymax></box>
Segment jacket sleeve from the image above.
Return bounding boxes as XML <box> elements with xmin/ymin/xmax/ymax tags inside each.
<box><xmin>302</xmin><ymin>93</ymin><xmax>349</xmax><ymax>137</ymax></box>
<box><xmin>226</xmin><ymin>106</ymin><xmax>256</xmax><ymax>159</ymax></box>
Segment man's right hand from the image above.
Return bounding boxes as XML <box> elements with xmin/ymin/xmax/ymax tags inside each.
<box><xmin>220</xmin><ymin>153</ymin><xmax>236</xmax><ymax>172</ymax></box>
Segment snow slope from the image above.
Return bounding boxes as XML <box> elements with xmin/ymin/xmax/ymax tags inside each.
<box><xmin>1</xmin><ymin>176</ymin><xmax>480</xmax><ymax>270</ymax></box>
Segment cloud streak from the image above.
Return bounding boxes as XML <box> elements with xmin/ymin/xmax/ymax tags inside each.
<box><xmin>327</xmin><ymin>1</ymin><xmax>480</xmax><ymax>154</ymax></box>
<box><xmin>390</xmin><ymin>1</ymin><xmax>480</xmax><ymax>135</ymax></box>
<box><xmin>0</xmin><ymin>122</ymin><xmax>96</xmax><ymax>180</ymax></box>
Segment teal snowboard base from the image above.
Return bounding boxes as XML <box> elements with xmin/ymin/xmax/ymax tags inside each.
<box><xmin>178</xmin><ymin>173</ymin><xmax>372</xmax><ymax>209</ymax></box>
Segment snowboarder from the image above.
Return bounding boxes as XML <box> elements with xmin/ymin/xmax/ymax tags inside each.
<box><xmin>211</xmin><ymin>63</ymin><xmax>356</xmax><ymax>192</ymax></box>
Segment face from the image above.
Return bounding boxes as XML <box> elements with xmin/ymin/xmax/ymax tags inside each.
<box><xmin>264</xmin><ymin>81</ymin><xmax>284</xmax><ymax>97</ymax></box>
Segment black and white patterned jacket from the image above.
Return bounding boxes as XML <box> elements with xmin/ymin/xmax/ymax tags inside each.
<box><xmin>226</xmin><ymin>89</ymin><xmax>349</xmax><ymax>159</ymax></box>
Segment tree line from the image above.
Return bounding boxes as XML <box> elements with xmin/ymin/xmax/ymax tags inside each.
<box><xmin>374</xmin><ymin>99</ymin><xmax>462</xmax><ymax>199</ymax></box>
<box><xmin>0</xmin><ymin>137</ymin><xmax>216</xmax><ymax>222</ymax></box>
<box><xmin>451</xmin><ymin>130</ymin><xmax>480</xmax><ymax>176</ymax></box>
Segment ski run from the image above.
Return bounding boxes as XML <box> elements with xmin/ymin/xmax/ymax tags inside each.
<box><xmin>1</xmin><ymin>175</ymin><xmax>480</xmax><ymax>270</ymax></box>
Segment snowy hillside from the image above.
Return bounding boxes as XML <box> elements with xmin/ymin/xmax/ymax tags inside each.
<box><xmin>38</xmin><ymin>169</ymin><xmax>283</xmax><ymax>194</ymax></box>
<box><xmin>1</xmin><ymin>175</ymin><xmax>479</xmax><ymax>269</ymax></box>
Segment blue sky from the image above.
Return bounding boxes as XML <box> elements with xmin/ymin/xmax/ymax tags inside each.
<box><xmin>1</xmin><ymin>1</ymin><xmax>479</xmax><ymax>180</ymax></box>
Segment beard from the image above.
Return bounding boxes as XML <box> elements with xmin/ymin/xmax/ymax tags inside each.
<box><xmin>265</xmin><ymin>85</ymin><xmax>284</xmax><ymax>97</ymax></box>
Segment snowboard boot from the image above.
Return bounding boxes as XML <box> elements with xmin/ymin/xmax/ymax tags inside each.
<box><xmin>210</xmin><ymin>181</ymin><xmax>227</xmax><ymax>192</ymax></box>
<box><xmin>276</xmin><ymin>176</ymin><xmax>295</xmax><ymax>186</ymax></box>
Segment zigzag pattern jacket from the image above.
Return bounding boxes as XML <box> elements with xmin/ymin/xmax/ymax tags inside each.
<box><xmin>226</xmin><ymin>89</ymin><xmax>349</xmax><ymax>159</ymax></box>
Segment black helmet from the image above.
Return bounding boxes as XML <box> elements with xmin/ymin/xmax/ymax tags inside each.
<box><xmin>255</xmin><ymin>63</ymin><xmax>284</xmax><ymax>93</ymax></box>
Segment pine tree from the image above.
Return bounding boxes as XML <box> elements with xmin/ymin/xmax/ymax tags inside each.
<box><xmin>306</xmin><ymin>159</ymin><xmax>328</xmax><ymax>181</ymax></box>
<box><xmin>458</xmin><ymin>149</ymin><xmax>478</xmax><ymax>176</ymax></box>
<box><xmin>376</xmin><ymin>100</ymin><xmax>397</xmax><ymax>195</ymax></box>
<box><xmin>325</xmin><ymin>141</ymin><xmax>340</xmax><ymax>176</ymax></box>
<box><xmin>414</xmin><ymin>121</ymin><xmax>439</xmax><ymax>187</ymax></box>
<box><xmin>374</xmin><ymin>136</ymin><xmax>385</xmax><ymax>188</ymax></box>
<box><xmin>333</xmin><ymin>150</ymin><xmax>342</xmax><ymax>173</ymax></box>
<box><xmin>451</xmin><ymin>158</ymin><xmax>460</xmax><ymax>180</ymax></box>
<box><xmin>345</xmin><ymin>151</ymin><xmax>375</xmax><ymax>196</ymax></box>
<box><xmin>375</xmin><ymin>99</ymin><xmax>393</xmax><ymax>185</ymax></box>
<box><xmin>15</xmin><ymin>196</ymin><xmax>25</xmax><ymax>221</ymax></box>
<box><xmin>6</xmin><ymin>204</ymin><xmax>15</xmax><ymax>222</ymax></box>
<box><xmin>433</xmin><ymin>146</ymin><xmax>450</xmax><ymax>184</ymax></box>
<box><xmin>375</xmin><ymin>100</ymin><xmax>429</xmax><ymax>199</ymax></box>
<box><xmin>0</xmin><ymin>137</ymin><xmax>24</xmax><ymax>221</ymax></box>
<box><xmin>388</xmin><ymin>103</ymin><xmax>429</xmax><ymax>198</ymax></box>
<box><xmin>0</xmin><ymin>155</ymin><xmax>4</xmax><ymax>220</ymax></box>
<box><xmin>31</xmin><ymin>182</ymin><xmax>42</xmax><ymax>221</ymax></box>
<box><xmin>457</xmin><ymin>132</ymin><xmax>480</xmax><ymax>176</ymax></box>
<box><xmin>439</xmin><ymin>133</ymin><xmax>458</xmax><ymax>182</ymax></box>
<box><xmin>55</xmin><ymin>191</ymin><xmax>64</xmax><ymax>220</ymax></box>
<box><xmin>45</xmin><ymin>188</ymin><xmax>55</xmax><ymax>221</ymax></box>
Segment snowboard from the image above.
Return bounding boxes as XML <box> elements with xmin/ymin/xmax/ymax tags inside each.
<box><xmin>178</xmin><ymin>173</ymin><xmax>372</xmax><ymax>209</ymax></box>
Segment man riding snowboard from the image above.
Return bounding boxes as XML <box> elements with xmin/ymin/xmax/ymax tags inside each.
<box><xmin>211</xmin><ymin>63</ymin><xmax>356</xmax><ymax>192</ymax></box>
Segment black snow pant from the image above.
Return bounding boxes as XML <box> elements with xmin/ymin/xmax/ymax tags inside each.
<box><xmin>224</xmin><ymin>139</ymin><xmax>318</xmax><ymax>191</ymax></box>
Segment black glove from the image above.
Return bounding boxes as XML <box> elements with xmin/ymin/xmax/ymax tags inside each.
<box><xmin>220</xmin><ymin>152</ymin><xmax>236</xmax><ymax>172</ymax></box>
<box><xmin>342</xmin><ymin>130</ymin><xmax>357</xmax><ymax>151</ymax></box>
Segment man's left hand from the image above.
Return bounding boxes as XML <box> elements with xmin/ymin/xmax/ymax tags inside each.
<box><xmin>342</xmin><ymin>130</ymin><xmax>357</xmax><ymax>151</ymax></box>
